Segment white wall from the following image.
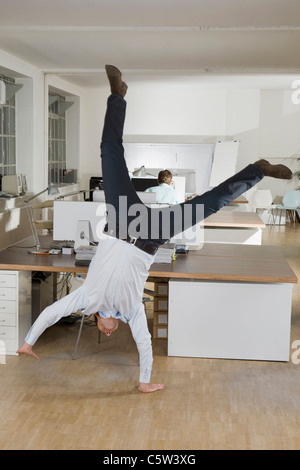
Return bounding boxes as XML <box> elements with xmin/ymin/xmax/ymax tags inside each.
<box><xmin>0</xmin><ymin>49</ymin><xmax>45</xmax><ymax>195</ymax></box>
<box><xmin>235</xmin><ymin>89</ymin><xmax>300</xmax><ymax>198</ymax></box>
<box><xmin>82</xmin><ymin>81</ymin><xmax>300</xmax><ymax>199</ymax></box>
<box><xmin>80</xmin><ymin>81</ymin><xmax>239</xmax><ymax>187</ymax></box>
<box><xmin>125</xmin><ymin>82</ymin><xmax>227</xmax><ymax>136</ymax></box>
<box><xmin>45</xmin><ymin>74</ymin><xmax>86</xmax><ymax>188</ymax></box>
<box><xmin>0</xmin><ymin>50</ymin><xmax>87</xmax><ymax>249</ymax></box>
<box><xmin>0</xmin><ymin>50</ymin><xmax>44</xmax><ymax>248</ymax></box>
<box><xmin>1</xmin><ymin>46</ymin><xmax>300</xmax><ymax>249</ymax></box>
<box><xmin>77</xmin><ymin>87</ymin><xmax>107</xmax><ymax>190</ymax></box>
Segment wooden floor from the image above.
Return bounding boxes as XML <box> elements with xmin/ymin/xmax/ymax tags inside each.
<box><xmin>1</xmin><ymin>224</ymin><xmax>300</xmax><ymax>450</ymax></box>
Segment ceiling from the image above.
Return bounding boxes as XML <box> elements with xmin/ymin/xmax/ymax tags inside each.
<box><xmin>1</xmin><ymin>0</ymin><xmax>300</xmax><ymax>89</ymax></box>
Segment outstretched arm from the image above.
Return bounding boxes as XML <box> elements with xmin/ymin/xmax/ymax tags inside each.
<box><xmin>128</xmin><ymin>303</ymin><xmax>164</xmax><ymax>393</ymax></box>
<box><xmin>17</xmin><ymin>285</ymin><xmax>87</xmax><ymax>357</ymax></box>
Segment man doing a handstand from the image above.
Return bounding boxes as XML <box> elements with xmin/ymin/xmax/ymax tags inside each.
<box><xmin>17</xmin><ymin>65</ymin><xmax>292</xmax><ymax>393</ymax></box>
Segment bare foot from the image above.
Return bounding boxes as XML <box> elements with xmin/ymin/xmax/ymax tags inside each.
<box><xmin>138</xmin><ymin>383</ymin><xmax>164</xmax><ymax>393</ymax></box>
<box><xmin>17</xmin><ymin>342</ymin><xmax>39</xmax><ymax>359</ymax></box>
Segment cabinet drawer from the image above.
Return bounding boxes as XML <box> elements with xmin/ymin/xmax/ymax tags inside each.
<box><xmin>154</xmin><ymin>298</ymin><xmax>168</xmax><ymax>311</ymax></box>
<box><xmin>154</xmin><ymin>282</ymin><xmax>168</xmax><ymax>297</ymax></box>
<box><xmin>153</xmin><ymin>325</ymin><xmax>168</xmax><ymax>339</ymax></box>
<box><xmin>0</xmin><ymin>288</ymin><xmax>17</xmax><ymax>301</ymax></box>
<box><xmin>0</xmin><ymin>326</ymin><xmax>16</xmax><ymax>340</ymax></box>
<box><xmin>0</xmin><ymin>274</ymin><xmax>17</xmax><ymax>288</ymax></box>
<box><xmin>0</xmin><ymin>314</ymin><xmax>16</xmax><ymax>327</ymax></box>
<box><xmin>0</xmin><ymin>300</ymin><xmax>17</xmax><ymax>314</ymax></box>
<box><xmin>0</xmin><ymin>338</ymin><xmax>18</xmax><ymax>355</ymax></box>
<box><xmin>154</xmin><ymin>313</ymin><xmax>168</xmax><ymax>325</ymax></box>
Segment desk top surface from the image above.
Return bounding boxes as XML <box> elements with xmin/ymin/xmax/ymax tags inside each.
<box><xmin>231</xmin><ymin>195</ymin><xmax>248</xmax><ymax>204</ymax></box>
<box><xmin>0</xmin><ymin>235</ymin><xmax>296</xmax><ymax>284</ymax></box>
<box><xmin>204</xmin><ymin>211</ymin><xmax>265</xmax><ymax>228</ymax></box>
<box><xmin>150</xmin><ymin>243</ymin><xmax>297</xmax><ymax>283</ymax></box>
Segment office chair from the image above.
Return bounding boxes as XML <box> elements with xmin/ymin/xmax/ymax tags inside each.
<box><xmin>274</xmin><ymin>190</ymin><xmax>300</xmax><ymax>225</ymax></box>
<box><xmin>72</xmin><ymin>313</ymin><xmax>101</xmax><ymax>360</ymax></box>
<box><xmin>251</xmin><ymin>189</ymin><xmax>276</xmax><ymax>225</ymax></box>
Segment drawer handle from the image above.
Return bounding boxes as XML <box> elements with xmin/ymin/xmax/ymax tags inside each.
<box><xmin>0</xmin><ymin>332</ymin><xmax>6</xmax><ymax>335</ymax></box>
<box><xmin>0</xmin><ymin>307</ymin><xmax>6</xmax><ymax>309</ymax></box>
<box><xmin>0</xmin><ymin>319</ymin><xmax>6</xmax><ymax>322</ymax></box>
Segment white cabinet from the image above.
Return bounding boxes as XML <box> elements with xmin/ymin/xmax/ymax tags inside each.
<box><xmin>168</xmin><ymin>280</ymin><xmax>292</xmax><ymax>362</ymax></box>
<box><xmin>0</xmin><ymin>270</ymin><xmax>31</xmax><ymax>355</ymax></box>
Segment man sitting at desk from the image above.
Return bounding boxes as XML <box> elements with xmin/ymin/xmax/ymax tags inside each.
<box><xmin>17</xmin><ymin>65</ymin><xmax>292</xmax><ymax>393</ymax></box>
<box><xmin>145</xmin><ymin>169</ymin><xmax>178</xmax><ymax>204</ymax></box>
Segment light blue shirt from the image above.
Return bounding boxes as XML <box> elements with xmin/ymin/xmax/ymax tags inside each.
<box><xmin>145</xmin><ymin>183</ymin><xmax>178</xmax><ymax>204</ymax></box>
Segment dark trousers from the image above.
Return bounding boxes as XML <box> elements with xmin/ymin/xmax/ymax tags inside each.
<box><xmin>101</xmin><ymin>94</ymin><xmax>264</xmax><ymax>248</ymax></box>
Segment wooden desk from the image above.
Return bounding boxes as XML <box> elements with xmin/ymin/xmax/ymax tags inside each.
<box><xmin>165</xmin><ymin>243</ymin><xmax>296</xmax><ymax>362</ymax></box>
<box><xmin>203</xmin><ymin>210</ymin><xmax>264</xmax><ymax>245</ymax></box>
<box><xmin>0</xmin><ymin>235</ymin><xmax>294</xmax><ymax>284</ymax></box>
<box><xmin>0</xmin><ymin>236</ymin><xmax>296</xmax><ymax>362</ymax></box>
<box><xmin>151</xmin><ymin>243</ymin><xmax>296</xmax><ymax>283</ymax></box>
<box><xmin>231</xmin><ymin>195</ymin><xmax>248</xmax><ymax>204</ymax></box>
<box><xmin>0</xmin><ymin>241</ymin><xmax>88</xmax><ymax>274</ymax></box>
<box><xmin>0</xmin><ymin>211</ymin><xmax>265</xmax><ymax>275</ymax></box>
<box><xmin>204</xmin><ymin>211</ymin><xmax>264</xmax><ymax>228</ymax></box>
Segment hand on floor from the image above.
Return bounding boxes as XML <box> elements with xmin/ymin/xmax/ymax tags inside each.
<box><xmin>17</xmin><ymin>342</ymin><xmax>39</xmax><ymax>359</ymax></box>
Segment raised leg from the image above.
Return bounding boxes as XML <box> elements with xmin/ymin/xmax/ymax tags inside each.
<box><xmin>148</xmin><ymin>163</ymin><xmax>264</xmax><ymax>243</ymax></box>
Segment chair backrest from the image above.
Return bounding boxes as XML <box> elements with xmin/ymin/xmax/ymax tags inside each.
<box><xmin>282</xmin><ymin>190</ymin><xmax>300</xmax><ymax>208</ymax></box>
<box><xmin>252</xmin><ymin>189</ymin><xmax>273</xmax><ymax>207</ymax></box>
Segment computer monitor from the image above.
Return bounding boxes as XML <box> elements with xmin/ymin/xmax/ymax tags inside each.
<box><xmin>53</xmin><ymin>199</ymin><xmax>203</xmax><ymax>252</ymax></box>
<box><xmin>169</xmin><ymin>222</ymin><xmax>204</xmax><ymax>250</ymax></box>
<box><xmin>92</xmin><ymin>190</ymin><xmax>106</xmax><ymax>202</ymax></box>
<box><xmin>131</xmin><ymin>177</ymin><xmax>157</xmax><ymax>192</ymax></box>
<box><xmin>92</xmin><ymin>189</ymin><xmax>156</xmax><ymax>204</ymax></box>
<box><xmin>53</xmin><ymin>201</ymin><xmax>107</xmax><ymax>249</ymax></box>
<box><xmin>53</xmin><ymin>196</ymin><xmax>157</xmax><ymax>251</ymax></box>
<box><xmin>89</xmin><ymin>176</ymin><xmax>104</xmax><ymax>201</ymax></box>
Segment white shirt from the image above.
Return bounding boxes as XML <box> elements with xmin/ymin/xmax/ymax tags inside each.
<box><xmin>25</xmin><ymin>236</ymin><xmax>155</xmax><ymax>383</ymax></box>
<box><xmin>82</xmin><ymin>236</ymin><xmax>155</xmax><ymax>383</ymax></box>
<box><xmin>146</xmin><ymin>183</ymin><xmax>178</xmax><ymax>204</ymax></box>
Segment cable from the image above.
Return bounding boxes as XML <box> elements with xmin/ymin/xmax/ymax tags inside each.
<box><xmin>79</xmin><ymin>231</ymin><xmax>97</xmax><ymax>246</ymax></box>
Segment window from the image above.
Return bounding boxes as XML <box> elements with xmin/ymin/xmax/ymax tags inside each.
<box><xmin>48</xmin><ymin>93</ymin><xmax>67</xmax><ymax>185</ymax></box>
<box><xmin>0</xmin><ymin>75</ymin><xmax>16</xmax><ymax>179</ymax></box>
